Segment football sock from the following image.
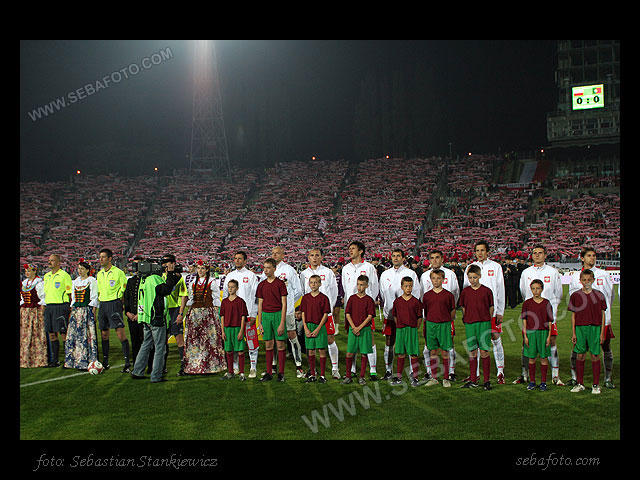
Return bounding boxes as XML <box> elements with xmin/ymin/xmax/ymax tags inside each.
<box><xmin>309</xmin><ymin>353</ymin><xmax>316</xmax><ymax>376</ymax></box>
<box><xmin>521</xmin><ymin>349</ymin><xmax>528</xmax><ymax>376</ymax></box>
<box><xmin>469</xmin><ymin>357</ymin><xmax>478</xmax><ymax>383</ymax></box>
<box><xmin>102</xmin><ymin>340</ymin><xmax>109</xmax><ymax>365</ymax></box>
<box><xmin>265</xmin><ymin>349</ymin><xmax>274</xmax><ymax>375</ymax></box>
<box><xmin>328</xmin><ymin>341</ymin><xmax>339</xmax><ymax>372</ymax></box>
<box><xmin>384</xmin><ymin>345</ymin><xmax>392</xmax><ymax>373</ymax></box>
<box><xmin>528</xmin><ymin>362</ymin><xmax>536</xmax><ymax>383</ymax></box>
<box><xmin>570</xmin><ymin>351</ymin><xmax>577</xmax><ymax>380</ymax></box>
<box><xmin>603</xmin><ymin>350</ymin><xmax>613</xmax><ymax>381</ymax></box>
<box><xmin>278</xmin><ymin>349</ymin><xmax>286</xmax><ymax>374</ymax></box>
<box><xmin>492</xmin><ymin>337</ymin><xmax>504</xmax><ymax>376</ymax></box>
<box><xmin>423</xmin><ymin>345</ymin><xmax>430</xmax><ymax>370</ymax></box>
<box><xmin>360</xmin><ymin>355</ymin><xmax>368</xmax><ymax>378</ymax></box>
<box><xmin>121</xmin><ymin>339</ymin><xmax>130</xmax><ymax>366</ymax></box>
<box><xmin>430</xmin><ymin>356</ymin><xmax>439</xmax><ymax>380</ymax></box>
<box><xmin>576</xmin><ymin>359</ymin><xmax>585</xmax><ymax>385</ymax></box>
<box><xmin>233</xmin><ymin>351</ymin><xmax>238</xmax><ymax>372</ymax></box>
<box><xmin>289</xmin><ymin>337</ymin><xmax>302</xmax><ymax>367</ymax></box>
<box><xmin>592</xmin><ymin>360</ymin><xmax>601</xmax><ymax>385</ymax></box>
<box><xmin>238</xmin><ymin>353</ymin><xmax>244</xmax><ymax>374</ymax></box>
<box><xmin>320</xmin><ymin>356</ymin><xmax>326</xmax><ymax>377</ymax></box>
<box><xmin>482</xmin><ymin>355</ymin><xmax>491</xmax><ymax>383</ymax></box>
<box><xmin>249</xmin><ymin>347</ymin><xmax>258</xmax><ymax>371</ymax></box>
<box><xmin>411</xmin><ymin>356</ymin><xmax>420</xmax><ymax>380</ymax></box>
<box><xmin>448</xmin><ymin>347</ymin><xmax>456</xmax><ymax>374</ymax></box>
<box><xmin>368</xmin><ymin>344</ymin><xmax>377</xmax><ymax>375</ymax></box>
<box><xmin>541</xmin><ymin>364</ymin><xmax>548</xmax><ymax>383</ymax></box>
<box><xmin>549</xmin><ymin>345</ymin><xmax>559</xmax><ymax>378</ymax></box>
<box><xmin>226</xmin><ymin>352</ymin><xmax>234</xmax><ymax>373</ymax></box>
<box><xmin>443</xmin><ymin>357</ymin><xmax>450</xmax><ymax>379</ymax></box>
<box><xmin>346</xmin><ymin>356</ymin><xmax>353</xmax><ymax>378</ymax></box>
<box><xmin>397</xmin><ymin>356</ymin><xmax>405</xmax><ymax>377</ymax></box>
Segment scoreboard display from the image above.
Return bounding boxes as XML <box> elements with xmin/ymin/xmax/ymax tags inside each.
<box><xmin>572</xmin><ymin>84</ymin><xmax>605</xmax><ymax>110</ymax></box>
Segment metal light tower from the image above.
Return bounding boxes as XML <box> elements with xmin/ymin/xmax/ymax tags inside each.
<box><xmin>189</xmin><ymin>40</ymin><xmax>231</xmax><ymax>181</ymax></box>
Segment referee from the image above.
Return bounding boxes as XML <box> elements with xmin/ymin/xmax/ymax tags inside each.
<box><xmin>42</xmin><ymin>254</ymin><xmax>73</xmax><ymax>367</ymax></box>
<box><xmin>96</xmin><ymin>248</ymin><xmax>130</xmax><ymax>372</ymax></box>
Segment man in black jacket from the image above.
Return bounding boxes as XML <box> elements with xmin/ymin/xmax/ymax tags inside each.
<box><xmin>124</xmin><ymin>256</ymin><xmax>154</xmax><ymax>374</ymax></box>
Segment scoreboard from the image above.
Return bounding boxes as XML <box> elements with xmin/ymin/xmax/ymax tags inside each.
<box><xmin>572</xmin><ymin>84</ymin><xmax>605</xmax><ymax>110</ymax></box>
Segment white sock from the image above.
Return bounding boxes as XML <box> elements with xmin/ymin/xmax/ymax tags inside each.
<box><xmin>384</xmin><ymin>345</ymin><xmax>391</xmax><ymax>373</ymax></box>
<box><xmin>549</xmin><ymin>345</ymin><xmax>559</xmax><ymax>378</ymax></box>
<box><xmin>328</xmin><ymin>341</ymin><xmax>339</xmax><ymax>371</ymax></box>
<box><xmin>249</xmin><ymin>348</ymin><xmax>258</xmax><ymax>371</ymax></box>
<box><xmin>492</xmin><ymin>338</ymin><xmax>505</xmax><ymax>375</ymax></box>
<box><xmin>368</xmin><ymin>344</ymin><xmax>377</xmax><ymax>374</ymax></box>
<box><xmin>289</xmin><ymin>337</ymin><xmax>302</xmax><ymax>367</ymax></box>
<box><xmin>448</xmin><ymin>347</ymin><xmax>456</xmax><ymax>373</ymax></box>
<box><xmin>423</xmin><ymin>346</ymin><xmax>431</xmax><ymax>374</ymax></box>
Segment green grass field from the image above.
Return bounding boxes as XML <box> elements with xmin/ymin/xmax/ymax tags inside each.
<box><xmin>20</xmin><ymin>286</ymin><xmax>620</xmax><ymax>440</ymax></box>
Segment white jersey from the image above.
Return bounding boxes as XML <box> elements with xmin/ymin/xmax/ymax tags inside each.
<box><xmin>568</xmin><ymin>267</ymin><xmax>614</xmax><ymax>325</ymax></box>
<box><xmin>341</xmin><ymin>260</ymin><xmax>380</xmax><ymax>307</ymax></box>
<box><xmin>222</xmin><ymin>267</ymin><xmax>259</xmax><ymax>318</ymax></box>
<box><xmin>300</xmin><ymin>265</ymin><xmax>338</xmax><ymax>311</ymax></box>
<box><xmin>260</xmin><ymin>261</ymin><xmax>302</xmax><ymax>316</ymax></box>
<box><xmin>463</xmin><ymin>259</ymin><xmax>505</xmax><ymax>316</ymax></box>
<box><xmin>420</xmin><ymin>266</ymin><xmax>460</xmax><ymax>303</ymax></box>
<box><xmin>379</xmin><ymin>265</ymin><xmax>421</xmax><ymax>319</ymax></box>
<box><xmin>70</xmin><ymin>276</ymin><xmax>99</xmax><ymax>307</ymax></box>
<box><xmin>519</xmin><ymin>264</ymin><xmax>563</xmax><ymax>321</ymax></box>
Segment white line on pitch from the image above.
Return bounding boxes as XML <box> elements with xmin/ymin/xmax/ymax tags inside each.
<box><xmin>20</xmin><ymin>364</ymin><xmax>125</xmax><ymax>388</ymax></box>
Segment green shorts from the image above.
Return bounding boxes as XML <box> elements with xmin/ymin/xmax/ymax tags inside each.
<box><xmin>523</xmin><ymin>329</ymin><xmax>550</xmax><ymax>359</ymax></box>
<box><xmin>426</xmin><ymin>321</ymin><xmax>452</xmax><ymax>351</ymax></box>
<box><xmin>395</xmin><ymin>326</ymin><xmax>419</xmax><ymax>356</ymax></box>
<box><xmin>347</xmin><ymin>326</ymin><xmax>373</xmax><ymax>354</ymax></box>
<box><xmin>305</xmin><ymin>322</ymin><xmax>328</xmax><ymax>350</ymax></box>
<box><xmin>261</xmin><ymin>311</ymin><xmax>287</xmax><ymax>341</ymax></box>
<box><xmin>224</xmin><ymin>326</ymin><xmax>247</xmax><ymax>352</ymax></box>
<box><xmin>573</xmin><ymin>325</ymin><xmax>602</xmax><ymax>355</ymax></box>
<box><xmin>464</xmin><ymin>321</ymin><xmax>492</xmax><ymax>352</ymax></box>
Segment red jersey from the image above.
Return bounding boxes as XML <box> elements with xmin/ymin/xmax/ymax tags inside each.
<box><xmin>520</xmin><ymin>297</ymin><xmax>554</xmax><ymax>331</ymax></box>
<box><xmin>392</xmin><ymin>295</ymin><xmax>423</xmax><ymax>328</ymax></box>
<box><xmin>300</xmin><ymin>292</ymin><xmax>331</xmax><ymax>325</ymax></box>
<box><xmin>568</xmin><ymin>289</ymin><xmax>606</xmax><ymax>327</ymax></box>
<box><xmin>345</xmin><ymin>293</ymin><xmax>376</xmax><ymax>328</ymax></box>
<box><xmin>220</xmin><ymin>296</ymin><xmax>249</xmax><ymax>328</ymax></box>
<box><xmin>458</xmin><ymin>285</ymin><xmax>494</xmax><ymax>324</ymax></box>
<box><xmin>422</xmin><ymin>289</ymin><xmax>456</xmax><ymax>323</ymax></box>
<box><xmin>256</xmin><ymin>277</ymin><xmax>288</xmax><ymax>313</ymax></box>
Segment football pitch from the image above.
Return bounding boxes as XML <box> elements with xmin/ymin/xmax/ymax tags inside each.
<box><xmin>19</xmin><ymin>286</ymin><xmax>620</xmax><ymax>441</ymax></box>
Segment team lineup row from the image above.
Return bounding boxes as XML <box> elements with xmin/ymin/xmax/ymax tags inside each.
<box><xmin>20</xmin><ymin>241</ymin><xmax>616</xmax><ymax>393</ymax></box>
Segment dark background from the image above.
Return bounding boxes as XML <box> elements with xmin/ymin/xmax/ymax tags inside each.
<box><xmin>20</xmin><ymin>40</ymin><xmax>557</xmax><ymax>181</ymax></box>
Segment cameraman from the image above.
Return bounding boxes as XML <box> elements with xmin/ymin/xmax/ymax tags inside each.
<box><xmin>130</xmin><ymin>256</ymin><xmax>181</xmax><ymax>383</ymax></box>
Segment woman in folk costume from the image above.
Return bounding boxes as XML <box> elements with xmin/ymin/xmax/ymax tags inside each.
<box><xmin>20</xmin><ymin>263</ymin><xmax>47</xmax><ymax>368</ymax></box>
<box><xmin>64</xmin><ymin>259</ymin><xmax>99</xmax><ymax>370</ymax></box>
<box><xmin>183</xmin><ymin>260</ymin><xmax>225</xmax><ymax>374</ymax></box>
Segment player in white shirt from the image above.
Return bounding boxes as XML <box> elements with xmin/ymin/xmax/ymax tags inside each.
<box><xmin>463</xmin><ymin>241</ymin><xmax>506</xmax><ymax>383</ymax></box>
<box><xmin>518</xmin><ymin>245</ymin><xmax>564</xmax><ymax>385</ymax></box>
<box><xmin>379</xmin><ymin>248</ymin><xmax>421</xmax><ymax>380</ymax></box>
<box><xmin>300</xmin><ymin>248</ymin><xmax>341</xmax><ymax>379</ymax></box>
<box><xmin>259</xmin><ymin>246</ymin><xmax>304</xmax><ymax>377</ymax></box>
<box><xmin>222</xmin><ymin>251</ymin><xmax>260</xmax><ymax>378</ymax></box>
<box><xmin>420</xmin><ymin>250</ymin><xmax>460</xmax><ymax>380</ymax></box>
<box><xmin>568</xmin><ymin>247</ymin><xmax>616</xmax><ymax>388</ymax></box>
<box><xmin>342</xmin><ymin>241</ymin><xmax>380</xmax><ymax>379</ymax></box>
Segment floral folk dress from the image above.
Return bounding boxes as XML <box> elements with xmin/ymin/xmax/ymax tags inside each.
<box><xmin>64</xmin><ymin>276</ymin><xmax>99</xmax><ymax>370</ymax></box>
<box><xmin>20</xmin><ymin>277</ymin><xmax>48</xmax><ymax>368</ymax></box>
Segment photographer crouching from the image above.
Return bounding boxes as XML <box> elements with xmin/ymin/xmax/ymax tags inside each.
<box><xmin>130</xmin><ymin>255</ymin><xmax>181</xmax><ymax>383</ymax></box>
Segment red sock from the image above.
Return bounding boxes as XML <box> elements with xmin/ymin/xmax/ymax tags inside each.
<box><xmin>443</xmin><ymin>357</ymin><xmax>450</xmax><ymax>379</ymax></box>
<box><xmin>226</xmin><ymin>352</ymin><xmax>234</xmax><ymax>373</ymax></box>
<box><xmin>266</xmin><ymin>349</ymin><xmax>273</xmax><ymax>375</ymax></box>
<box><xmin>529</xmin><ymin>362</ymin><xmax>536</xmax><ymax>383</ymax></box>
<box><xmin>320</xmin><ymin>356</ymin><xmax>326</xmax><ymax>377</ymax></box>
<box><xmin>238</xmin><ymin>352</ymin><xmax>245</xmax><ymax>374</ymax></box>
<box><xmin>577</xmin><ymin>359</ymin><xmax>585</xmax><ymax>385</ymax></box>
<box><xmin>430</xmin><ymin>356</ymin><xmax>439</xmax><ymax>380</ymax></box>
<box><xmin>411</xmin><ymin>356</ymin><xmax>420</xmax><ymax>380</ymax></box>
<box><xmin>360</xmin><ymin>355</ymin><xmax>368</xmax><ymax>378</ymax></box>
<box><xmin>278</xmin><ymin>349</ymin><xmax>286</xmax><ymax>374</ymax></box>
<box><xmin>346</xmin><ymin>356</ymin><xmax>353</xmax><ymax>378</ymax></box>
<box><xmin>541</xmin><ymin>363</ymin><xmax>548</xmax><ymax>383</ymax></box>
<box><xmin>592</xmin><ymin>360</ymin><xmax>601</xmax><ymax>385</ymax></box>
<box><xmin>470</xmin><ymin>357</ymin><xmax>478</xmax><ymax>383</ymax></box>
<box><xmin>397</xmin><ymin>356</ymin><xmax>405</xmax><ymax>377</ymax></box>
<box><xmin>309</xmin><ymin>354</ymin><xmax>316</xmax><ymax>376</ymax></box>
<box><xmin>482</xmin><ymin>356</ymin><xmax>490</xmax><ymax>383</ymax></box>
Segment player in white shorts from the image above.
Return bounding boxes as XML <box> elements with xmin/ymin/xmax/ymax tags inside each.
<box><xmin>568</xmin><ymin>246</ymin><xmax>616</xmax><ymax>388</ymax></box>
<box><xmin>222</xmin><ymin>251</ymin><xmax>260</xmax><ymax>378</ymax></box>
<box><xmin>518</xmin><ymin>245</ymin><xmax>564</xmax><ymax>386</ymax></box>
<box><xmin>420</xmin><ymin>249</ymin><xmax>460</xmax><ymax>381</ymax></box>
<box><xmin>300</xmin><ymin>248</ymin><xmax>341</xmax><ymax>379</ymax></box>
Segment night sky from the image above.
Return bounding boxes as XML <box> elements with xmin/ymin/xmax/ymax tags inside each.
<box><xmin>20</xmin><ymin>40</ymin><xmax>558</xmax><ymax>182</ymax></box>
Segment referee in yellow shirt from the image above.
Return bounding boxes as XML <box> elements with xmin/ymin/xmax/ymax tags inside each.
<box><xmin>43</xmin><ymin>254</ymin><xmax>73</xmax><ymax>367</ymax></box>
<box><xmin>97</xmin><ymin>248</ymin><xmax>130</xmax><ymax>372</ymax></box>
